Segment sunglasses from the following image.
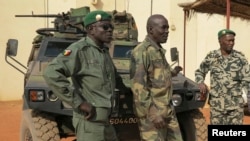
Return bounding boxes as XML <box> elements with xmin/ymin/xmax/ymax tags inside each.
<box><xmin>93</xmin><ymin>24</ymin><xmax>114</xmax><ymax>31</ymax></box>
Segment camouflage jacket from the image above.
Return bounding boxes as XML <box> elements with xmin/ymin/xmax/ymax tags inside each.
<box><xmin>43</xmin><ymin>36</ymin><xmax>126</xmax><ymax>110</ymax></box>
<box><xmin>195</xmin><ymin>49</ymin><xmax>250</xmax><ymax>110</ymax></box>
<box><xmin>130</xmin><ymin>36</ymin><xmax>174</xmax><ymax>118</ymax></box>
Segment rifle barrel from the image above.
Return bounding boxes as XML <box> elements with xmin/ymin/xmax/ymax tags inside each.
<box><xmin>15</xmin><ymin>14</ymin><xmax>60</xmax><ymax>18</ymax></box>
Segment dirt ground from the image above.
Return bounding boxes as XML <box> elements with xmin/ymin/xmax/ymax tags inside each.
<box><xmin>1</xmin><ymin>100</ymin><xmax>250</xmax><ymax>141</ymax></box>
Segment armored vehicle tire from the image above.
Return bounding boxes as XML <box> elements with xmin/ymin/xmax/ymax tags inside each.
<box><xmin>20</xmin><ymin>109</ymin><xmax>60</xmax><ymax>141</ymax></box>
<box><xmin>177</xmin><ymin>109</ymin><xmax>207</xmax><ymax>141</ymax></box>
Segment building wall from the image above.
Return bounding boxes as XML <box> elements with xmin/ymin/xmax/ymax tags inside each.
<box><xmin>0</xmin><ymin>0</ymin><xmax>77</xmax><ymax>100</ymax></box>
<box><xmin>1</xmin><ymin>0</ymin><xmax>250</xmax><ymax>100</ymax></box>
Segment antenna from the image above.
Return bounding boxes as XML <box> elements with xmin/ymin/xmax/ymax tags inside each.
<box><xmin>115</xmin><ymin>0</ymin><xmax>117</xmax><ymax>10</ymax></box>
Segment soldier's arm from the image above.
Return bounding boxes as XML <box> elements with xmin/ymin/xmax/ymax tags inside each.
<box><xmin>241</xmin><ymin>58</ymin><xmax>250</xmax><ymax>90</ymax></box>
<box><xmin>43</xmin><ymin>45</ymin><xmax>85</xmax><ymax>109</ymax></box>
<box><xmin>130</xmin><ymin>49</ymin><xmax>152</xmax><ymax>117</ymax></box>
<box><xmin>195</xmin><ymin>53</ymin><xmax>212</xmax><ymax>94</ymax></box>
<box><xmin>195</xmin><ymin>54</ymin><xmax>211</xmax><ymax>84</ymax></box>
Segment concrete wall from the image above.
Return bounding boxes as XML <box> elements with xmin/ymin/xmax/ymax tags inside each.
<box><xmin>1</xmin><ymin>0</ymin><xmax>250</xmax><ymax>101</ymax></box>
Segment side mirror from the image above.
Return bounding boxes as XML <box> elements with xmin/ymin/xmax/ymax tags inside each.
<box><xmin>5</xmin><ymin>39</ymin><xmax>27</xmax><ymax>75</ymax></box>
<box><xmin>6</xmin><ymin>39</ymin><xmax>18</xmax><ymax>56</ymax></box>
<box><xmin>170</xmin><ymin>47</ymin><xmax>178</xmax><ymax>62</ymax></box>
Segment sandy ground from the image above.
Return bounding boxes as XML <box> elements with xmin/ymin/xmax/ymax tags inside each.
<box><xmin>0</xmin><ymin>100</ymin><xmax>250</xmax><ymax>141</ymax></box>
<box><xmin>0</xmin><ymin>100</ymin><xmax>75</xmax><ymax>141</ymax></box>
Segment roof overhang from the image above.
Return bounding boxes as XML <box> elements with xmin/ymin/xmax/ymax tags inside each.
<box><xmin>178</xmin><ymin>0</ymin><xmax>250</xmax><ymax>20</ymax></box>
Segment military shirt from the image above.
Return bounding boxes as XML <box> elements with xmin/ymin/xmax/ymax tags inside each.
<box><xmin>43</xmin><ymin>36</ymin><xmax>126</xmax><ymax>110</ymax></box>
<box><xmin>195</xmin><ymin>49</ymin><xmax>250</xmax><ymax>110</ymax></box>
<box><xmin>130</xmin><ymin>36</ymin><xmax>174</xmax><ymax>118</ymax></box>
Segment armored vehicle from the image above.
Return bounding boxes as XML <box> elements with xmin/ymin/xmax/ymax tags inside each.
<box><xmin>5</xmin><ymin>6</ymin><xmax>207</xmax><ymax>141</ymax></box>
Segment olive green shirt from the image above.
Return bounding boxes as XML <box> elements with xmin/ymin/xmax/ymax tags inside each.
<box><xmin>43</xmin><ymin>36</ymin><xmax>126</xmax><ymax>110</ymax></box>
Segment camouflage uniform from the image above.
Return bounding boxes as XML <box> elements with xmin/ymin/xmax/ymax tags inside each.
<box><xmin>195</xmin><ymin>49</ymin><xmax>250</xmax><ymax>125</ymax></box>
<box><xmin>130</xmin><ymin>36</ymin><xmax>183</xmax><ymax>141</ymax></box>
<box><xmin>43</xmin><ymin>36</ymin><xmax>127</xmax><ymax>141</ymax></box>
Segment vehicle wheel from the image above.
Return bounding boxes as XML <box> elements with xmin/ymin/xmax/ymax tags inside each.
<box><xmin>177</xmin><ymin>109</ymin><xmax>207</xmax><ymax>141</ymax></box>
<box><xmin>20</xmin><ymin>109</ymin><xmax>60</xmax><ymax>141</ymax></box>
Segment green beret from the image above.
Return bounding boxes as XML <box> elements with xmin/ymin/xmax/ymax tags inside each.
<box><xmin>84</xmin><ymin>10</ymin><xmax>112</xmax><ymax>27</ymax></box>
<box><xmin>218</xmin><ymin>29</ymin><xmax>236</xmax><ymax>38</ymax></box>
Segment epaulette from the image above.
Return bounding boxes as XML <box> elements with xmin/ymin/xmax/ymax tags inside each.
<box><xmin>207</xmin><ymin>50</ymin><xmax>217</xmax><ymax>56</ymax></box>
<box><xmin>206</xmin><ymin>50</ymin><xmax>219</xmax><ymax>58</ymax></box>
<box><xmin>233</xmin><ymin>50</ymin><xmax>245</xmax><ymax>57</ymax></box>
<box><xmin>208</xmin><ymin>50</ymin><xmax>218</xmax><ymax>55</ymax></box>
<box><xmin>134</xmin><ymin>40</ymin><xmax>151</xmax><ymax>51</ymax></box>
<box><xmin>67</xmin><ymin>38</ymin><xmax>89</xmax><ymax>51</ymax></box>
<box><xmin>144</xmin><ymin>41</ymin><xmax>151</xmax><ymax>49</ymax></box>
<box><xmin>139</xmin><ymin>40</ymin><xmax>151</xmax><ymax>50</ymax></box>
<box><xmin>60</xmin><ymin>38</ymin><xmax>90</xmax><ymax>57</ymax></box>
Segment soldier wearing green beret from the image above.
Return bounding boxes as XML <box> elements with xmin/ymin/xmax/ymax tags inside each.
<box><xmin>217</xmin><ymin>29</ymin><xmax>236</xmax><ymax>39</ymax></box>
<box><xmin>43</xmin><ymin>10</ymin><xmax>129</xmax><ymax>141</ymax></box>
<box><xmin>195</xmin><ymin>29</ymin><xmax>250</xmax><ymax>125</ymax></box>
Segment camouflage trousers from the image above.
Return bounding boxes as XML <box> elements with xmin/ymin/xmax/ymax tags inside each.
<box><xmin>138</xmin><ymin>106</ymin><xmax>183</xmax><ymax>141</ymax></box>
<box><xmin>210</xmin><ymin>107</ymin><xmax>244</xmax><ymax>125</ymax></box>
<box><xmin>72</xmin><ymin>108</ymin><xmax>118</xmax><ymax>141</ymax></box>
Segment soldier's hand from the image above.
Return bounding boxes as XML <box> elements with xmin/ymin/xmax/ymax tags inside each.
<box><xmin>198</xmin><ymin>82</ymin><xmax>207</xmax><ymax>94</ymax></box>
<box><xmin>148</xmin><ymin>105</ymin><xmax>166</xmax><ymax>129</ymax></box>
<box><xmin>172</xmin><ymin>66</ymin><xmax>183</xmax><ymax>76</ymax></box>
<box><xmin>152</xmin><ymin>116</ymin><xmax>166</xmax><ymax>129</ymax></box>
<box><xmin>79</xmin><ymin>102</ymin><xmax>96</xmax><ymax>120</ymax></box>
<box><xmin>174</xmin><ymin>66</ymin><xmax>183</xmax><ymax>73</ymax></box>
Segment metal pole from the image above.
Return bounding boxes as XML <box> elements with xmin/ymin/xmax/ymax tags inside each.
<box><xmin>183</xmin><ymin>9</ymin><xmax>187</xmax><ymax>76</ymax></box>
<box><xmin>150</xmin><ymin>0</ymin><xmax>153</xmax><ymax>15</ymax></box>
<box><xmin>226</xmin><ymin>0</ymin><xmax>231</xmax><ymax>29</ymax></box>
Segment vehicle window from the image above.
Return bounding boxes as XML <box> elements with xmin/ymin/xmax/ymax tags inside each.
<box><xmin>113</xmin><ymin>45</ymin><xmax>134</xmax><ymax>58</ymax></box>
<box><xmin>45</xmin><ymin>41</ymin><xmax>73</xmax><ymax>57</ymax></box>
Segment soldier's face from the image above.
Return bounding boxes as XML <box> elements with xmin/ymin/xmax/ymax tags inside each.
<box><xmin>219</xmin><ymin>34</ymin><xmax>235</xmax><ymax>54</ymax></box>
<box><xmin>92</xmin><ymin>21</ymin><xmax>114</xmax><ymax>44</ymax></box>
<box><xmin>150</xmin><ymin>18</ymin><xmax>169</xmax><ymax>44</ymax></box>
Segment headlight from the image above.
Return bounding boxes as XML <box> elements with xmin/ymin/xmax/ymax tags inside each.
<box><xmin>29</xmin><ymin>90</ymin><xmax>45</xmax><ymax>102</ymax></box>
<box><xmin>171</xmin><ymin>94</ymin><xmax>182</xmax><ymax>106</ymax></box>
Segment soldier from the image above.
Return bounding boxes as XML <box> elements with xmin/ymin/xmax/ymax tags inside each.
<box><xmin>43</xmin><ymin>10</ymin><xmax>128</xmax><ymax>141</ymax></box>
<box><xmin>130</xmin><ymin>14</ymin><xmax>183</xmax><ymax>141</ymax></box>
<box><xmin>195</xmin><ymin>29</ymin><xmax>250</xmax><ymax>125</ymax></box>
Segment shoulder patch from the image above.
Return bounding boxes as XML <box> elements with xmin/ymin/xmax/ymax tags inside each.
<box><xmin>63</xmin><ymin>49</ymin><xmax>72</xmax><ymax>56</ymax></box>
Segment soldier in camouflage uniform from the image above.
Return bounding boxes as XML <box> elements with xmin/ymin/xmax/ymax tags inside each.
<box><xmin>130</xmin><ymin>14</ymin><xmax>183</xmax><ymax>141</ymax></box>
<box><xmin>43</xmin><ymin>10</ymin><xmax>128</xmax><ymax>141</ymax></box>
<box><xmin>195</xmin><ymin>29</ymin><xmax>250</xmax><ymax>125</ymax></box>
